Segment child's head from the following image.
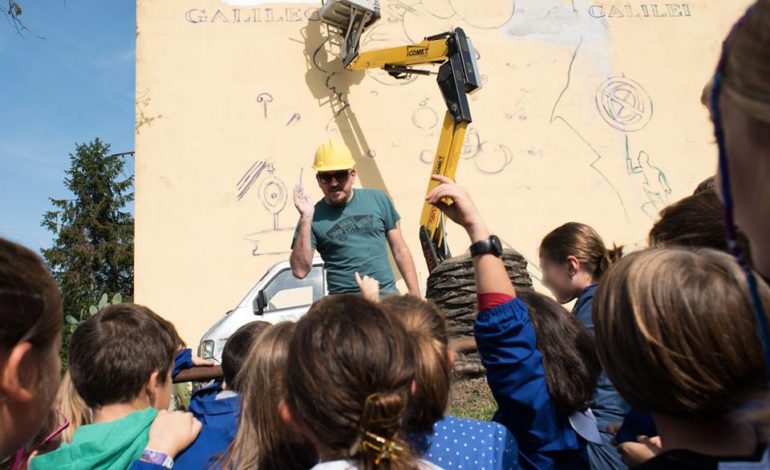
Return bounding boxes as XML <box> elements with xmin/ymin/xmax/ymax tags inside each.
<box><xmin>539</xmin><ymin>222</ymin><xmax>622</xmax><ymax>303</ymax></box>
<box><xmin>648</xmin><ymin>190</ymin><xmax>752</xmax><ymax>258</ymax></box>
<box><xmin>708</xmin><ymin>0</ymin><xmax>770</xmax><ymax>276</ymax></box>
<box><xmin>221</xmin><ymin>321</ymin><xmax>270</xmax><ymax>392</ymax></box>
<box><xmin>0</xmin><ymin>238</ymin><xmax>63</xmax><ymax>456</ymax></box>
<box><xmin>69</xmin><ymin>304</ymin><xmax>177</xmax><ymax>412</ymax></box>
<box><xmin>516</xmin><ymin>290</ymin><xmax>600</xmax><ymax>414</ymax></box>
<box><xmin>284</xmin><ymin>295</ymin><xmax>418</xmax><ymax>469</ymax></box>
<box><xmin>380</xmin><ymin>295</ymin><xmax>451</xmax><ymax>436</ymax></box>
<box><xmin>694</xmin><ymin>176</ymin><xmax>716</xmax><ymax>194</ymax></box>
<box><xmin>593</xmin><ymin>248</ymin><xmax>770</xmax><ymax>420</ymax></box>
<box><xmin>221</xmin><ymin>322</ymin><xmax>316</xmax><ymax>470</ymax></box>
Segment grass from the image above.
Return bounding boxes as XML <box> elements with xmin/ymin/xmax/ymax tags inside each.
<box><xmin>447</xmin><ymin>376</ymin><xmax>498</xmax><ymax>421</ymax></box>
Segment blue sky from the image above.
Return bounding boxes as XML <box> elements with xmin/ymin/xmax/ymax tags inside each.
<box><xmin>0</xmin><ymin>1</ymin><xmax>135</xmax><ymax>253</ymax></box>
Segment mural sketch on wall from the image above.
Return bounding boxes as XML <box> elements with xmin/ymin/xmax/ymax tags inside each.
<box><xmin>542</xmin><ymin>0</ymin><xmax>673</xmax><ymax>223</ymax></box>
<box><xmin>412</xmin><ymin>99</ymin><xmax>513</xmax><ymax>176</ymax></box>
<box><xmin>256</xmin><ymin>92</ymin><xmax>273</xmax><ymax>118</ymax></box>
<box><xmin>236</xmin><ymin>160</ymin><xmax>294</xmax><ymax>257</ymax></box>
<box><xmin>236</xmin><ymin>160</ymin><xmax>271</xmax><ymax>201</ymax></box>
<box><xmin>234</xmin><ymin>0</ymin><xmax>679</xmax><ymax>246</ymax></box>
<box><xmin>398</xmin><ymin>0</ymin><xmax>515</xmax><ymax>44</ymax></box>
<box><xmin>286</xmin><ymin>112</ymin><xmax>302</xmax><ymax>126</ymax></box>
<box><xmin>412</xmin><ymin>97</ymin><xmax>439</xmax><ymax>130</ymax></box>
<box><xmin>595</xmin><ymin>77</ymin><xmax>653</xmax><ymax>132</ymax></box>
<box><xmin>553</xmin><ymin>66</ymin><xmax>672</xmax><ymax>220</ymax></box>
<box><xmin>625</xmin><ymin>136</ymin><xmax>672</xmax><ymax>218</ymax></box>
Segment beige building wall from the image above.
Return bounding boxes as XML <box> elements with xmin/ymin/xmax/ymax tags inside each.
<box><xmin>135</xmin><ymin>0</ymin><xmax>752</xmax><ymax>346</ymax></box>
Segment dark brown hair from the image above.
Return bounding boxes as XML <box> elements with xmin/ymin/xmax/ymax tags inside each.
<box><xmin>648</xmin><ymin>190</ymin><xmax>752</xmax><ymax>260</ymax></box>
<box><xmin>593</xmin><ymin>248</ymin><xmax>770</xmax><ymax>419</ymax></box>
<box><xmin>380</xmin><ymin>295</ymin><xmax>450</xmax><ymax>435</ymax></box>
<box><xmin>539</xmin><ymin>222</ymin><xmax>623</xmax><ymax>280</ymax></box>
<box><xmin>517</xmin><ymin>290</ymin><xmax>600</xmax><ymax>413</ymax></box>
<box><xmin>286</xmin><ymin>295</ymin><xmax>419</xmax><ymax>470</ymax></box>
<box><xmin>68</xmin><ymin>304</ymin><xmax>177</xmax><ymax>408</ymax></box>
<box><xmin>0</xmin><ymin>237</ymin><xmax>62</xmax><ymax>354</ymax></box>
<box><xmin>222</xmin><ymin>321</ymin><xmax>270</xmax><ymax>391</ymax></box>
<box><xmin>220</xmin><ymin>322</ymin><xmax>316</xmax><ymax>470</ymax></box>
<box><xmin>693</xmin><ymin>176</ymin><xmax>716</xmax><ymax>194</ymax></box>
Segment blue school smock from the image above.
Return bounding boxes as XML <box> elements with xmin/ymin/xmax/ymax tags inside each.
<box><xmin>573</xmin><ymin>285</ymin><xmax>630</xmax><ymax>470</ymax></box>
<box><xmin>174</xmin><ymin>384</ymin><xmax>240</xmax><ymax>468</ymax></box>
<box><xmin>475</xmin><ymin>298</ymin><xmax>587</xmax><ymax>470</ymax></box>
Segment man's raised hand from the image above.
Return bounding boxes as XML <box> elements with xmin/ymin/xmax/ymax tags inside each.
<box><xmin>293</xmin><ymin>184</ymin><xmax>314</xmax><ymax>218</ymax></box>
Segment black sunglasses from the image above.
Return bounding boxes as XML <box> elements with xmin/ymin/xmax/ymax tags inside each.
<box><xmin>317</xmin><ymin>171</ymin><xmax>351</xmax><ymax>184</ymax></box>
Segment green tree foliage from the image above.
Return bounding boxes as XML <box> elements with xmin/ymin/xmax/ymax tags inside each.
<box><xmin>41</xmin><ymin>138</ymin><xmax>134</xmax><ymax>358</ymax></box>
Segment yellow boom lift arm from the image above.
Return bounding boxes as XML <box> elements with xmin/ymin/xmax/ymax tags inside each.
<box><xmin>318</xmin><ymin>0</ymin><xmax>482</xmax><ymax>272</ymax></box>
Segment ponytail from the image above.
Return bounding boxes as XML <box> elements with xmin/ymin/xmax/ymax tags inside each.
<box><xmin>350</xmin><ymin>392</ymin><xmax>412</xmax><ymax>468</ymax></box>
<box><xmin>540</xmin><ymin>222</ymin><xmax>622</xmax><ymax>281</ymax></box>
<box><xmin>597</xmin><ymin>244</ymin><xmax>625</xmax><ymax>279</ymax></box>
<box><xmin>286</xmin><ymin>295</ymin><xmax>420</xmax><ymax>470</ymax></box>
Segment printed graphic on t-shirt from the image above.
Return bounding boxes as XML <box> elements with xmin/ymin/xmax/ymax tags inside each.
<box><xmin>325</xmin><ymin>215</ymin><xmax>375</xmax><ymax>242</ymax></box>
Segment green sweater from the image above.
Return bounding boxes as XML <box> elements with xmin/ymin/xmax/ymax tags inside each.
<box><xmin>29</xmin><ymin>407</ymin><xmax>158</xmax><ymax>470</ymax></box>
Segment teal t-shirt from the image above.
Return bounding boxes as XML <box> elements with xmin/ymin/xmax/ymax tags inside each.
<box><xmin>29</xmin><ymin>407</ymin><xmax>157</xmax><ymax>470</ymax></box>
<box><xmin>292</xmin><ymin>188</ymin><xmax>400</xmax><ymax>294</ymax></box>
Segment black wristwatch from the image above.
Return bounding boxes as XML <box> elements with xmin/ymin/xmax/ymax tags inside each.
<box><xmin>470</xmin><ymin>235</ymin><xmax>503</xmax><ymax>258</ymax></box>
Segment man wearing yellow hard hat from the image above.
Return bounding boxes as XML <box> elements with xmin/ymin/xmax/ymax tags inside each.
<box><xmin>290</xmin><ymin>139</ymin><xmax>420</xmax><ymax>297</ymax></box>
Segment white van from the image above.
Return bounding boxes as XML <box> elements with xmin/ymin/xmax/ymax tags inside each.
<box><xmin>198</xmin><ymin>258</ymin><xmax>326</xmax><ymax>362</ymax></box>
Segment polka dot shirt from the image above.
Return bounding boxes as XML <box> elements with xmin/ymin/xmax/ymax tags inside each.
<box><xmin>408</xmin><ymin>415</ymin><xmax>519</xmax><ymax>470</ymax></box>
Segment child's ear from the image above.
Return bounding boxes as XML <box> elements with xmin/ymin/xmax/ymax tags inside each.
<box><xmin>278</xmin><ymin>399</ymin><xmax>296</xmax><ymax>428</ymax></box>
<box><xmin>565</xmin><ymin>256</ymin><xmax>581</xmax><ymax>278</ymax></box>
<box><xmin>447</xmin><ymin>350</ymin><xmax>456</xmax><ymax>369</ymax></box>
<box><xmin>145</xmin><ymin>370</ymin><xmax>161</xmax><ymax>404</ymax></box>
<box><xmin>1</xmin><ymin>342</ymin><xmax>36</xmax><ymax>403</ymax></box>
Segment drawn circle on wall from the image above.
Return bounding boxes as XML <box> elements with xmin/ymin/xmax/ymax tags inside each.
<box><xmin>402</xmin><ymin>1</ymin><xmax>457</xmax><ymax>44</ymax></box>
<box><xmin>259</xmin><ymin>176</ymin><xmax>288</xmax><ymax>215</ymax></box>
<box><xmin>448</xmin><ymin>0</ymin><xmax>515</xmax><ymax>29</ymax></box>
<box><xmin>474</xmin><ymin>143</ymin><xmax>513</xmax><ymax>175</ymax></box>
<box><xmin>420</xmin><ymin>149</ymin><xmax>434</xmax><ymax>164</ymax></box>
<box><xmin>595</xmin><ymin>77</ymin><xmax>653</xmax><ymax>132</ymax></box>
<box><xmin>461</xmin><ymin>128</ymin><xmax>481</xmax><ymax>159</ymax></box>
<box><xmin>413</xmin><ymin>106</ymin><xmax>439</xmax><ymax>130</ymax></box>
<box><xmin>421</xmin><ymin>0</ymin><xmax>456</xmax><ymax>19</ymax></box>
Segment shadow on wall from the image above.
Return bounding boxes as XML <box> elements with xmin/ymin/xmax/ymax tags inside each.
<box><xmin>301</xmin><ymin>18</ymin><xmax>393</xmax><ymax>200</ymax></box>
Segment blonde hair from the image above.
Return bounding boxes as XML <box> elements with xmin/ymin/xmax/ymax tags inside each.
<box><xmin>380</xmin><ymin>295</ymin><xmax>451</xmax><ymax>435</ymax></box>
<box><xmin>55</xmin><ymin>371</ymin><xmax>92</xmax><ymax>443</ymax></box>
<box><xmin>219</xmin><ymin>322</ymin><xmax>316</xmax><ymax>470</ymax></box>
<box><xmin>594</xmin><ymin>248</ymin><xmax>770</xmax><ymax>419</ymax></box>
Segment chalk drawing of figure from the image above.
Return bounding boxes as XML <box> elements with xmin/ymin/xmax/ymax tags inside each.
<box><xmin>627</xmin><ymin>150</ymin><xmax>672</xmax><ymax>218</ymax></box>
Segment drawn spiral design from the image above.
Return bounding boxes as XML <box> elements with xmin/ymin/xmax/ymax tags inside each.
<box><xmin>259</xmin><ymin>175</ymin><xmax>288</xmax><ymax>215</ymax></box>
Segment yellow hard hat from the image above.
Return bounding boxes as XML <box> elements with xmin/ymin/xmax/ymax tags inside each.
<box><xmin>313</xmin><ymin>139</ymin><xmax>355</xmax><ymax>172</ymax></box>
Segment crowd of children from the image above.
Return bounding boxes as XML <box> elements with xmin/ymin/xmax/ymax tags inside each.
<box><xmin>2</xmin><ymin>1</ymin><xmax>770</xmax><ymax>469</ymax></box>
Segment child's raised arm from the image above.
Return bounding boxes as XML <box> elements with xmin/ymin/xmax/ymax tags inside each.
<box><xmin>426</xmin><ymin>176</ymin><xmax>582</xmax><ymax>469</ymax></box>
<box><xmin>425</xmin><ymin>175</ymin><xmax>515</xmax><ymax>298</ymax></box>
